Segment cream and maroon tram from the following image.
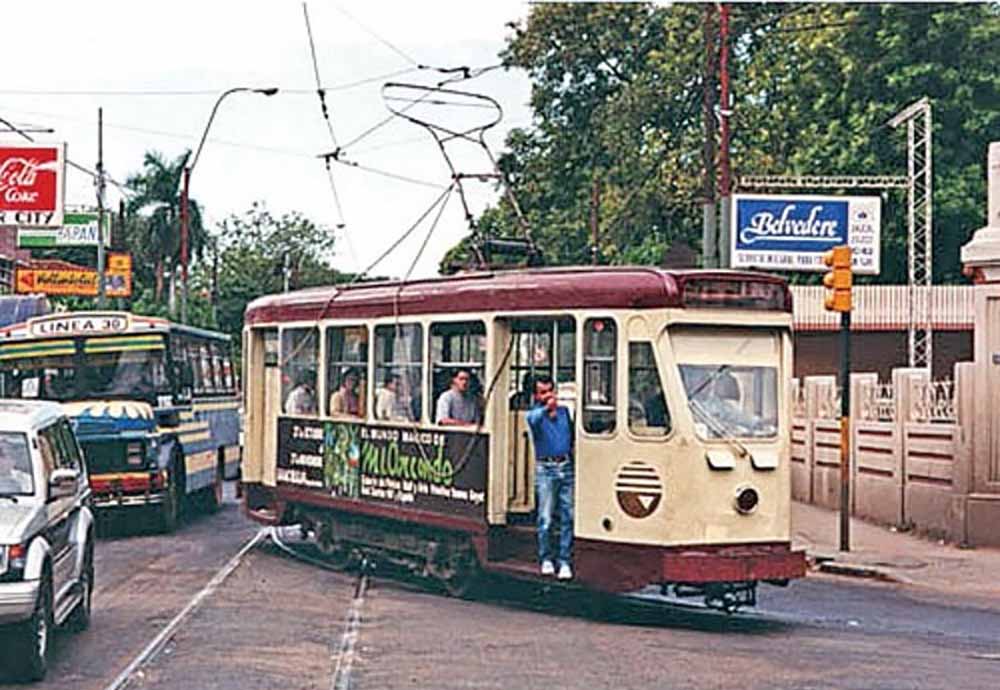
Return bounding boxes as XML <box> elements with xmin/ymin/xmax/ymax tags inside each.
<box><xmin>241</xmin><ymin>267</ymin><xmax>806</xmax><ymax>610</ymax></box>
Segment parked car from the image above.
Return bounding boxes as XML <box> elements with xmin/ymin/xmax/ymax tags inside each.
<box><xmin>0</xmin><ymin>400</ymin><xmax>94</xmax><ymax>681</ymax></box>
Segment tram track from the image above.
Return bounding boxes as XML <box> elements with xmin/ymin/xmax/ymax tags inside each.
<box><xmin>99</xmin><ymin>529</ymin><xmax>267</xmax><ymax>690</ymax></box>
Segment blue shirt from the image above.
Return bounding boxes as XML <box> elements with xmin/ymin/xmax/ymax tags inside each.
<box><xmin>526</xmin><ymin>403</ymin><xmax>574</xmax><ymax>459</ymax></box>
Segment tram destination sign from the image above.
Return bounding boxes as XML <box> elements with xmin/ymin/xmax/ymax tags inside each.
<box><xmin>276</xmin><ymin>417</ymin><xmax>487</xmax><ymax>519</ymax></box>
<box><xmin>731</xmin><ymin>194</ymin><xmax>880</xmax><ymax>275</ymax></box>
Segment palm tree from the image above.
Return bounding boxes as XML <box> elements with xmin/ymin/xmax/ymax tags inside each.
<box><xmin>125</xmin><ymin>151</ymin><xmax>205</xmax><ymax>302</ymax></box>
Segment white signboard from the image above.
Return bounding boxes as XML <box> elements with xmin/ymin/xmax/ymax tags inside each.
<box><xmin>731</xmin><ymin>194</ymin><xmax>881</xmax><ymax>275</ymax></box>
<box><xmin>17</xmin><ymin>211</ymin><xmax>110</xmax><ymax>248</ymax></box>
<box><xmin>28</xmin><ymin>313</ymin><xmax>130</xmax><ymax>338</ymax></box>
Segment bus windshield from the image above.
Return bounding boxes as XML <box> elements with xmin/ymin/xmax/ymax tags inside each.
<box><xmin>0</xmin><ymin>348</ymin><xmax>169</xmax><ymax>403</ymax></box>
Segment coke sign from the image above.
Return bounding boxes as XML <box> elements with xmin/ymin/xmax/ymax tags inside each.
<box><xmin>0</xmin><ymin>144</ymin><xmax>66</xmax><ymax>227</ymax></box>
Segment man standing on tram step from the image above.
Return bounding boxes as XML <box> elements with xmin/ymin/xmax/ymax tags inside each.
<box><xmin>526</xmin><ymin>375</ymin><xmax>574</xmax><ymax>580</ymax></box>
<box><xmin>435</xmin><ymin>369</ymin><xmax>481</xmax><ymax>426</ymax></box>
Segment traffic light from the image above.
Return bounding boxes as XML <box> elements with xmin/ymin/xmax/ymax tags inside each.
<box><xmin>823</xmin><ymin>245</ymin><xmax>853</xmax><ymax>312</ymax></box>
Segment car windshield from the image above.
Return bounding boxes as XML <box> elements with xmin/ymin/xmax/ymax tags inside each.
<box><xmin>0</xmin><ymin>345</ymin><xmax>169</xmax><ymax>404</ymax></box>
<box><xmin>0</xmin><ymin>432</ymin><xmax>34</xmax><ymax>496</ymax></box>
<box><xmin>678</xmin><ymin>364</ymin><xmax>779</xmax><ymax>440</ymax></box>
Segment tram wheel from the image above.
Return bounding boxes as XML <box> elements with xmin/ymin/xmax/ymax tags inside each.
<box><xmin>439</xmin><ymin>551</ymin><xmax>480</xmax><ymax>599</ymax></box>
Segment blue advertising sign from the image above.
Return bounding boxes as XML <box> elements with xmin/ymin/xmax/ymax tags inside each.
<box><xmin>731</xmin><ymin>194</ymin><xmax>880</xmax><ymax>274</ymax></box>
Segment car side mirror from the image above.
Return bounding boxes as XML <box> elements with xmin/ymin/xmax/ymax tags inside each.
<box><xmin>49</xmin><ymin>468</ymin><xmax>80</xmax><ymax>500</ymax></box>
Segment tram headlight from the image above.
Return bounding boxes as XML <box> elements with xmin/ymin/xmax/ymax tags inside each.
<box><xmin>734</xmin><ymin>486</ymin><xmax>759</xmax><ymax>515</ymax></box>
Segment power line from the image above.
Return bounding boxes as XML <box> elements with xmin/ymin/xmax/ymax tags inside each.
<box><xmin>324</xmin><ymin>155</ymin><xmax>448</xmax><ymax>190</ymax></box>
<box><xmin>0</xmin><ymin>69</ymin><xmax>420</xmax><ymax>97</ymax></box>
<box><xmin>332</xmin><ymin>2</ymin><xmax>422</xmax><ymax>68</ymax></box>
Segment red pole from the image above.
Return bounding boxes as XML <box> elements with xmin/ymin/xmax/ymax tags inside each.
<box><xmin>181</xmin><ymin>166</ymin><xmax>190</xmax><ymax>323</ymax></box>
<box><xmin>718</xmin><ymin>2</ymin><xmax>732</xmax><ymax>267</ymax></box>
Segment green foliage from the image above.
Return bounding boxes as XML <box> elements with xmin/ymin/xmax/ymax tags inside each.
<box><xmin>450</xmin><ymin>2</ymin><xmax>1000</xmax><ymax>284</ymax></box>
<box><xmin>195</xmin><ymin>202</ymin><xmax>344</xmax><ymax>352</ymax></box>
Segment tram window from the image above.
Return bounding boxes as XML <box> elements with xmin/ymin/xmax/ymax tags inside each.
<box><xmin>508</xmin><ymin>318</ymin><xmax>576</xmax><ymax>412</ymax></box>
<box><xmin>430</xmin><ymin>321</ymin><xmax>486</xmax><ymax>426</ymax></box>
<box><xmin>326</xmin><ymin>326</ymin><xmax>368</xmax><ymax>419</ymax></box>
<box><xmin>628</xmin><ymin>342</ymin><xmax>670</xmax><ymax>436</ymax></box>
<box><xmin>583</xmin><ymin>318</ymin><xmax>616</xmax><ymax>434</ymax></box>
<box><xmin>374</xmin><ymin>324</ymin><xmax>423</xmax><ymax>423</ymax></box>
<box><xmin>281</xmin><ymin>328</ymin><xmax>319</xmax><ymax>416</ymax></box>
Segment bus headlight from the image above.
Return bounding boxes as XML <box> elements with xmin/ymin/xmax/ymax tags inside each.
<box><xmin>735</xmin><ymin>486</ymin><xmax>759</xmax><ymax>515</ymax></box>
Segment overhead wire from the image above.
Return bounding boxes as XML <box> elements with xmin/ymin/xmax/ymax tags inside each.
<box><xmin>332</xmin><ymin>2</ymin><xmax>422</xmax><ymax>68</ymax></box>
<box><xmin>302</xmin><ymin>1</ymin><xmax>356</xmax><ymax>272</ymax></box>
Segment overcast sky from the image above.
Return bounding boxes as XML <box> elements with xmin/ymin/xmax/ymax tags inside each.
<box><xmin>0</xmin><ymin>0</ymin><xmax>534</xmax><ymax>278</ymax></box>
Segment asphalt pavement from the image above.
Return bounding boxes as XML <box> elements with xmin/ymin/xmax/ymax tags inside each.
<box><xmin>3</xmin><ymin>489</ymin><xmax>998</xmax><ymax>690</ymax></box>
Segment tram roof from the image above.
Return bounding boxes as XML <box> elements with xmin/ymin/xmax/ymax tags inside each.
<box><xmin>245</xmin><ymin>266</ymin><xmax>791</xmax><ymax>324</ymax></box>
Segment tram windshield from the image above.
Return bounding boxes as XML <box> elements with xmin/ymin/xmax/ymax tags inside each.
<box><xmin>669</xmin><ymin>328</ymin><xmax>781</xmax><ymax>441</ymax></box>
<box><xmin>678</xmin><ymin>364</ymin><xmax>778</xmax><ymax>440</ymax></box>
<box><xmin>0</xmin><ymin>347</ymin><xmax>169</xmax><ymax>404</ymax></box>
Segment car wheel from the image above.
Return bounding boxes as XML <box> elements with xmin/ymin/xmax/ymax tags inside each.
<box><xmin>67</xmin><ymin>543</ymin><xmax>94</xmax><ymax>632</ymax></box>
<box><xmin>158</xmin><ymin>463</ymin><xmax>181</xmax><ymax>533</ymax></box>
<box><xmin>17</xmin><ymin>576</ymin><xmax>52</xmax><ymax>681</ymax></box>
<box><xmin>204</xmin><ymin>458</ymin><xmax>224</xmax><ymax>513</ymax></box>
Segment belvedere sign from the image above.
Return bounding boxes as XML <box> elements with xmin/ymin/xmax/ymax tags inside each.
<box><xmin>731</xmin><ymin>194</ymin><xmax>881</xmax><ymax>275</ymax></box>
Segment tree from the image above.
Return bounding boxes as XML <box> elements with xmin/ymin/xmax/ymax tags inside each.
<box><xmin>124</xmin><ymin>151</ymin><xmax>205</xmax><ymax>301</ymax></box>
<box><xmin>450</xmin><ymin>3</ymin><xmax>1000</xmax><ymax>284</ymax></box>
<box><xmin>195</xmin><ymin>202</ymin><xmax>343</xmax><ymax>348</ymax></box>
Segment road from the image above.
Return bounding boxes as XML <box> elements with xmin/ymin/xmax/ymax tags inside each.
<box><xmin>3</xmin><ymin>487</ymin><xmax>998</xmax><ymax>690</ymax></box>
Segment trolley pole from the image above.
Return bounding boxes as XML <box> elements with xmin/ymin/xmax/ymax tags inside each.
<box><xmin>839</xmin><ymin>309</ymin><xmax>851</xmax><ymax>551</ymax></box>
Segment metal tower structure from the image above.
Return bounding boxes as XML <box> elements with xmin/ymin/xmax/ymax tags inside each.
<box><xmin>738</xmin><ymin>98</ymin><xmax>934</xmax><ymax>372</ymax></box>
<box><xmin>889</xmin><ymin>98</ymin><xmax>933</xmax><ymax>371</ymax></box>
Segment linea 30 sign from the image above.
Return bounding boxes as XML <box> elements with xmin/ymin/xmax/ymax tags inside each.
<box><xmin>0</xmin><ymin>144</ymin><xmax>67</xmax><ymax>228</ymax></box>
<box><xmin>731</xmin><ymin>194</ymin><xmax>880</xmax><ymax>275</ymax></box>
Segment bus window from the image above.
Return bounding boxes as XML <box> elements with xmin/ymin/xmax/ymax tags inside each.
<box><xmin>628</xmin><ymin>342</ymin><xmax>670</xmax><ymax>437</ymax></box>
<box><xmin>374</xmin><ymin>324</ymin><xmax>422</xmax><ymax>423</ymax></box>
<box><xmin>583</xmin><ymin>318</ymin><xmax>616</xmax><ymax>434</ymax></box>
<box><xmin>430</xmin><ymin>321</ymin><xmax>485</xmax><ymax>427</ymax></box>
<box><xmin>281</xmin><ymin>328</ymin><xmax>319</xmax><ymax>416</ymax></box>
<box><xmin>202</xmin><ymin>343</ymin><xmax>219</xmax><ymax>393</ymax></box>
<box><xmin>326</xmin><ymin>326</ymin><xmax>368</xmax><ymax>419</ymax></box>
<box><xmin>508</xmin><ymin>318</ymin><xmax>575</xmax><ymax>412</ymax></box>
<box><xmin>187</xmin><ymin>340</ymin><xmax>205</xmax><ymax>394</ymax></box>
<box><xmin>211</xmin><ymin>343</ymin><xmax>229</xmax><ymax>392</ymax></box>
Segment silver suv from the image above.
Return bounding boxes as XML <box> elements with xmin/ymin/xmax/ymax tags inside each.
<box><xmin>0</xmin><ymin>400</ymin><xmax>95</xmax><ymax>682</ymax></box>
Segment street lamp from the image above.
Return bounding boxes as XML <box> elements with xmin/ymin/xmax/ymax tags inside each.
<box><xmin>180</xmin><ymin>86</ymin><xmax>278</xmax><ymax>323</ymax></box>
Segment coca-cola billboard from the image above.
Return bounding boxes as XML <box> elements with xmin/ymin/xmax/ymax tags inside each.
<box><xmin>0</xmin><ymin>144</ymin><xmax>66</xmax><ymax>227</ymax></box>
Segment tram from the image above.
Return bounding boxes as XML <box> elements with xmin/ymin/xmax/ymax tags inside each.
<box><xmin>0</xmin><ymin>312</ymin><xmax>241</xmax><ymax>530</ymax></box>
<box><xmin>241</xmin><ymin>267</ymin><xmax>806</xmax><ymax>611</ymax></box>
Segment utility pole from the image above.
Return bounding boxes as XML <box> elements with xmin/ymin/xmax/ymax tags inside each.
<box><xmin>96</xmin><ymin>107</ymin><xmax>107</xmax><ymax>308</ymax></box>
<box><xmin>718</xmin><ymin>2</ymin><xmax>732</xmax><ymax>268</ymax></box>
<box><xmin>180</xmin><ymin>166</ymin><xmax>190</xmax><ymax>323</ymax></box>
<box><xmin>701</xmin><ymin>4</ymin><xmax>718</xmax><ymax>268</ymax></box>
<box><xmin>589</xmin><ymin>175</ymin><xmax>601</xmax><ymax>265</ymax></box>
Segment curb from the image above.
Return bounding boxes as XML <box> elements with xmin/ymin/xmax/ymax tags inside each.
<box><xmin>813</xmin><ymin>560</ymin><xmax>908</xmax><ymax>584</ymax></box>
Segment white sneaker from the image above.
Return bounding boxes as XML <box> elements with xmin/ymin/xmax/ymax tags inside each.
<box><xmin>557</xmin><ymin>563</ymin><xmax>573</xmax><ymax>580</ymax></box>
<box><xmin>540</xmin><ymin>560</ymin><xmax>555</xmax><ymax>576</ymax></box>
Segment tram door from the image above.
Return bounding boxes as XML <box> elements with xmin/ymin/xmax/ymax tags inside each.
<box><xmin>505</xmin><ymin>318</ymin><xmax>576</xmax><ymax>515</ymax></box>
<box><xmin>261</xmin><ymin>329</ymin><xmax>281</xmax><ymax>486</ymax></box>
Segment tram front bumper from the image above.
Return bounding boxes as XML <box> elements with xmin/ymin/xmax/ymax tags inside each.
<box><xmin>661</xmin><ymin>543</ymin><xmax>807</xmax><ymax>584</ymax></box>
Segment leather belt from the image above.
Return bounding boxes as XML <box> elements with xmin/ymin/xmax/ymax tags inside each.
<box><xmin>539</xmin><ymin>454</ymin><xmax>571</xmax><ymax>463</ymax></box>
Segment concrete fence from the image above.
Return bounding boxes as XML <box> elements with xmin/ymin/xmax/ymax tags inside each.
<box><xmin>790</xmin><ymin>364</ymin><xmax>983</xmax><ymax>543</ymax></box>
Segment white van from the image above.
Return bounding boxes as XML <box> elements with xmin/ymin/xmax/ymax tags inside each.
<box><xmin>0</xmin><ymin>400</ymin><xmax>95</xmax><ymax>682</ymax></box>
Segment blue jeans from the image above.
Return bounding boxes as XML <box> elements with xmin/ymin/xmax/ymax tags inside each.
<box><xmin>536</xmin><ymin>459</ymin><xmax>574</xmax><ymax>566</ymax></box>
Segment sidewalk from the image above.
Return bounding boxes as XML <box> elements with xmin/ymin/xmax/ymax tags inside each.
<box><xmin>792</xmin><ymin>501</ymin><xmax>1000</xmax><ymax>607</ymax></box>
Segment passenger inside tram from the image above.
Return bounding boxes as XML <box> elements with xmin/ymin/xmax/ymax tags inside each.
<box><xmin>435</xmin><ymin>368</ymin><xmax>481</xmax><ymax>426</ymax></box>
<box><xmin>329</xmin><ymin>367</ymin><xmax>364</xmax><ymax>418</ymax></box>
<box><xmin>374</xmin><ymin>372</ymin><xmax>411</xmax><ymax>422</ymax></box>
<box><xmin>284</xmin><ymin>369</ymin><xmax>318</xmax><ymax>416</ymax></box>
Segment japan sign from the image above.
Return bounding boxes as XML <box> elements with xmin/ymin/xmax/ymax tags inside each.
<box><xmin>17</xmin><ymin>211</ymin><xmax>111</xmax><ymax>248</ymax></box>
<box><xmin>731</xmin><ymin>194</ymin><xmax>880</xmax><ymax>275</ymax></box>
<box><xmin>0</xmin><ymin>144</ymin><xmax>66</xmax><ymax>227</ymax></box>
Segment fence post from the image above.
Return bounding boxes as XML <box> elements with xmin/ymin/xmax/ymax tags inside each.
<box><xmin>892</xmin><ymin>367</ymin><xmax>930</xmax><ymax>527</ymax></box>
<box><xmin>950</xmin><ymin>362</ymin><xmax>975</xmax><ymax>544</ymax></box>
<box><xmin>849</xmin><ymin>373</ymin><xmax>877</xmax><ymax>515</ymax></box>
